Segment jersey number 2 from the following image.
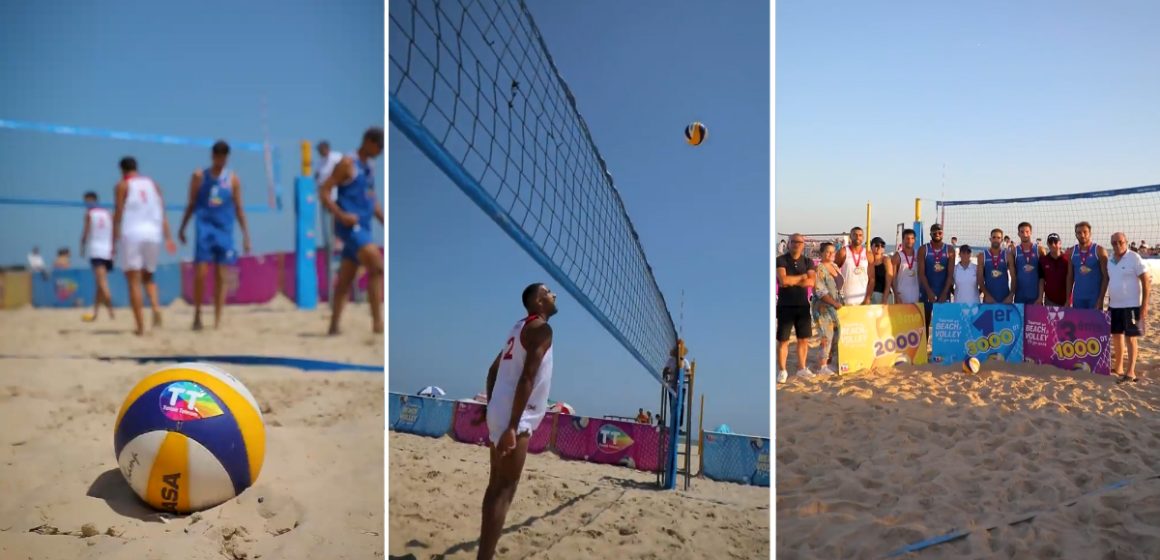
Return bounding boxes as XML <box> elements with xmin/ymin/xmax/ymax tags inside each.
<box><xmin>502</xmin><ymin>337</ymin><xmax>515</xmax><ymax>360</ymax></box>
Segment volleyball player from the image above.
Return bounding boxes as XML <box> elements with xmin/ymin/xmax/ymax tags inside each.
<box><xmin>113</xmin><ymin>157</ymin><xmax>177</xmax><ymax>335</ymax></box>
<box><xmin>477</xmin><ymin>283</ymin><xmax>557</xmax><ymax>560</ymax></box>
<box><xmin>318</xmin><ymin>127</ymin><xmax>384</xmax><ymax>334</ymax></box>
<box><xmin>178</xmin><ymin>141</ymin><xmax>252</xmax><ymax>330</ymax></box>
<box><xmin>1011</xmin><ymin>221</ymin><xmax>1046</xmax><ymax>305</ymax></box>
<box><xmin>1066</xmin><ymin>221</ymin><xmax>1109</xmax><ymax>309</ymax></box>
<box><xmin>80</xmin><ymin>191</ymin><xmax>115</xmax><ymax>322</ymax></box>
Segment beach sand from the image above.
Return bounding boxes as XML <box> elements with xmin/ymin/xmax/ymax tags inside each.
<box><xmin>388</xmin><ymin>431</ymin><xmax>770</xmax><ymax>559</ymax></box>
<box><xmin>0</xmin><ymin>299</ymin><xmax>384</xmax><ymax>560</ymax></box>
<box><xmin>777</xmin><ymin>287</ymin><xmax>1160</xmax><ymax>559</ymax></box>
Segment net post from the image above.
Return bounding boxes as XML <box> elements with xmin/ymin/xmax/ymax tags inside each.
<box><xmin>698</xmin><ymin>393</ymin><xmax>705</xmax><ymax>478</ymax></box>
<box><xmin>866</xmin><ymin>202</ymin><xmax>872</xmax><ymax>244</ymax></box>
<box><xmin>915</xmin><ymin>198</ymin><xmax>924</xmax><ymax>246</ymax></box>
<box><xmin>915</xmin><ymin>198</ymin><xmax>921</xmax><ymax>223</ymax></box>
<box><xmin>294</xmin><ymin>150</ymin><xmax>319</xmax><ymax>309</ymax></box>
<box><xmin>683</xmin><ymin>359</ymin><xmax>696</xmax><ymax>490</ymax></box>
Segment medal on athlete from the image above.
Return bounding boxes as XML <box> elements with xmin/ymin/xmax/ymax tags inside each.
<box><xmin>1021</xmin><ymin>245</ymin><xmax>1035</xmax><ymax>272</ymax></box>
<box><xmin>990</xmin><ymin>250</ymin><xmax>1003</xmax><ymax>278</ymax></box>
<box><xmin>932</xmin><ymin>246</ymin><xmax>944</xmax><ymax>272</ymax></box>
<box><xmin>1077</xmin><ymin>244</ymin><xmax>1093</xmax><ymax>275</ymax></box>
<box><xmin>852</xmin><ymin>249</ymin><xmax>865</xmax><ymax>275</ymax></box>
<box><xmin>903</xmin><ymin>250</ymin><xmax>916</xmax><ymax>276</ymax></box>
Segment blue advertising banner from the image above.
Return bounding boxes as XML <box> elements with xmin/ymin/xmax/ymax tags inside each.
<box><xmin>930</xmin><ymin>303</ymin><xmax>1024</xmax><ymax>365</ymax></box>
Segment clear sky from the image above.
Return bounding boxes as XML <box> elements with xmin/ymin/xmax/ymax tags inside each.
<box><xmin>777</xmin><ymin>0</ymin><xmax>1160</xmax><ymax>245</ymax></box>
<box><xmin>0</xmin><ymin>0</ymin><xmax>384</xmax><ymax>266</ymax></box>
<box><xmin>388</xmin><ymin>1</ymin><xmax>771</xmax><ymax>436</ymax></box>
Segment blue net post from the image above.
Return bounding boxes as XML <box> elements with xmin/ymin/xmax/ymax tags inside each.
<box><xmin>664</xmin><ymin>364</ymin><xmax>685</xmax><ymax>490</ymax></box>
<box><xmin>294</xmin><ymin>176</ymin><xmax>318</xmax><ymax>310</ymax></box>
<box><xmin>915</xmin><ymin>220</ymin><xmax>925</xmax><ymax>246</ymax></box>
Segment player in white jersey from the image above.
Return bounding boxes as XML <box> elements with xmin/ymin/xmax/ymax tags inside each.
<box><xmin>835</xmin><ymin>226</ymin><xmax>871</xmax><ymax>304</ymax></box>
<box><xmin>113</xmin><ymin>157</ymin><xmax>177</xmax><ymax>336</ymax></box>
<box><xmin>892</xmin><ymin>227</ymin><xmax>922</xmax><ymax>304</ymax></box>
<box><xmin>478</xmin><ymin>283</ymin><xmax>557</xmax><ymax>560</ymax></box>
<box><xmin>80</xmin><ymin>191</ymin><xmax>115</xmax><ymax>322</ymax></box>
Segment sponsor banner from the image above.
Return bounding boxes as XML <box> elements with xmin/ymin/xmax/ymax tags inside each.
<box><xmin>1023</xmin><ymin>305</ymin><xmax>1112</xmax><ymax>375</ymax></box>
<box><xmin>931</xmin><ymin>303</ymin><xmax>1024</xmax><ymax>365</ymax></box>
<box><xmin>449</xmin><ymin>400</ymin><xmax>553</xmax><ymax>453</ymax></box>
<box><xmin>388</xmin><ymin>393</ymin><xmax>456</xmax><ymax>438</ymax></box>
<box><xmin>32</xmin><ymin>265</ymin><xmax>180</xmax><ymax>308</ymax></box>
<box><xmin>181</xmin><ymin>254</ymin><xmax>279</xmax><ymax>305</ymax></box>
<box><xmin>701</xmin><ymin>431</ymin><xmax>770</xmax><ymax>487</ymax></box>
<box><xmin>553</xmin><ymin>416</ymin><xmax>665</xmax><ymax>472</ymax></box>
<box><xmin>836</xmin><ymin>304</ymin><xmax>928</xmax><ymax>374</ymax></box>
<box><xmin>0</xmin><ymin>270</ymin><xmax>32</xmax><ymax>309</ymax></box>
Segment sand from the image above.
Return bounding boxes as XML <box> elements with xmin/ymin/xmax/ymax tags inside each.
<box><xmin>0</xmin><ymin>300</ymin><xmax>384</xmax><ymax>560</ymax></box>
<box><xmin>388</xmin><ymin>432</ymin><xmax>770</xmax><ymax>559</ymax></box>
<box><xmin>777</xmin><ymin>287</ymin><xmax>1160</xmax><ymax>559</ymax></box>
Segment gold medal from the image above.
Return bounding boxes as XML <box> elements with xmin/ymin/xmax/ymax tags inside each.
<box><xmin>1024</xmin><ymin>264</ymin><xmax>1034</xmax><ymax>272</ymax></box>
<box><xmin>991</xmin><ymin>269</ymin><xmax>1002</xmax><ymax>278</ymax></box>
<box><xmin>1080</xmin><ymin>265</ymin><xmax>1091</xmax><ymax>274</ymax></box>
<box><xmin>907</xmin><ymin>270</ymin><xmax>915</xmax><ymax>277</ymax></box>
<box><xmin>934</xmin><ymin>263</ymin><xmax>944</xmax><ymax>272</ymax></box>
<box><xmin>855</xmin><ymin>267</ymin><xmax>865</xmax><ymax>275</ymax></box>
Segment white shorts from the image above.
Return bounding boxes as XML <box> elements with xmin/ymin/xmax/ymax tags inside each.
<box><xmin>120</xmin><ymin>239</ymin><xmax>160</xmax><ymax>272</ymax></box>
<box><xmin>486</xmin><ymin>397</ymin><xmax>546</xmax><ymax>445</ymax></box>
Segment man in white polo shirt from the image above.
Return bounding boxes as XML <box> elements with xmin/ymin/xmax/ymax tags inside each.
<box><xmin>1107</xmin><ymin>232</ymin><xmax>1150</xmax><ymax>383</ymax></box>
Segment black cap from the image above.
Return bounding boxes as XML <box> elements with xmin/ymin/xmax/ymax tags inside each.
<box><xmin>1047</xmin><ymin>233</ymin><xmax>1061</xmax><ymax>243</ymax></box>
<box><xmin>870</xmin><ymin>236</ymin><xmax>886</xmax><ymax>247</ymax></box>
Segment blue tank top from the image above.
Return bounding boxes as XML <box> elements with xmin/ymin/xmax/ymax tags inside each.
<box><xmin>195</xmin><ymin>167</ymin><xmax>235</xmax><ymax>230</ymax></box>
<box><xmin>336</xmin><ymin>154</ymin><xmax>375</xmax><ymax>229</ymax></box>
<box><xmin>1071</xmin><ymin>243</ymin><xmax>1102</xmax><ymax>300</ymax></box>
<box><xmin>923</xmin><ymin>243</ymin><xmax>950</xmax><ymax>299</ymax></box>
<box><xmin>982</xmin><ymin>248</ymin><xmax>1011</xmax><ymax>301</ymax></box>
<box><xmin>1013</xmin><ymin>243</ymin><xmax>1040</xmax><ymax>301</ymax></box>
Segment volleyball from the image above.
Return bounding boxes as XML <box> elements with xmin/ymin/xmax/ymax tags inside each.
<box><xmin>113</xmin><ymin>362</ymin><xmax>266</xmax><ymax>514</ymax></box>
<box><xmin>962</xmin><ymin>356</ymin><xmax>981</xmax><ymax>374</ymax></box>
<box><xmin>684</xmin><ymin>121</ymin><xmax>707</xmax><ymax>146</ymax></box>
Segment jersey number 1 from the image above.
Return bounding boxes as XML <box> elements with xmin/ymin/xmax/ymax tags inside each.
<box><xmin>502</xmin><ymin>337</ymin><xmax>515</xmax><ymax>360</ymax></box>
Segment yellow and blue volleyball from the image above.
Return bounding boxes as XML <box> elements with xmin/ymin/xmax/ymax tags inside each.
<box><xmin>962</xmin><ymin>356</ymin><xmax>981</xmax><ymax>374</ymax></box>
<box><xmin>113</xmin><ymin>362</ymin><xmax>265</xmax><ymax>514</ymax></box>
<box><xmin>685</xmin><ymin>121</ymin><xmax>707</xmax><ymax>146</ymax></box>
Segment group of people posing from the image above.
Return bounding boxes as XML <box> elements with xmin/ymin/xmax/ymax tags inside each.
<box><xmin>777</xmin><ymin>221</ymin><xmax>1152</xmax><ymax>384</ymax></box>
<box><xmin>77</xmin><ymin>127</ymin><xmax>385</xmax><ymax>336</ymax></box>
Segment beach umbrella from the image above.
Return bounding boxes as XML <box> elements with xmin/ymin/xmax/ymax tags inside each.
<box><xmin>417</xmin><ymin>386</ymin><xmax>446</xmax><ymax>398</ymax></box>
<box><xmin>547</xmin><ymin>401</ymin><xmax>575</xmax><ymax>415</ymax></box>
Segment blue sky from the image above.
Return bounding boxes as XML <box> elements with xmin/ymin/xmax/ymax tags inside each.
<box><xmin>0</xmin><ymin>0</ymin><xmax>384</xmax><ymax>266</ymax></box>
<box><xmin>388</xmin><ymin>2</ymin><xmax>771</xmax><ymax>436</ymax></box>
<box><xmin>777</xmin><ymin>0</ymin><xmax>1160</xmax><ymax>245</ymax></box>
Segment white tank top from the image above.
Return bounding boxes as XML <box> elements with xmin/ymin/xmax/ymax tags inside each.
<box><xmin>121</xmin><ymin>175</ymin><xmax>164</xmax><ymax>242</ymax></box>
<box><xmin>492</xmin><ymin>315</ymin><xmax>554</xmax><ymax>427</ymax></box>
<box><xmin>839</xmin><ymin>246</ymin><xmax>869</xmax><ymax>303</ymax></box>
<box><xmin>86</xmin><ymin>207</ymin><xmax>114</xmax><ymax>260</ymax></box>
<box><xmin>894</xmin><ymin>248</ymin><xmax>921</xmax><ymax>304</ymax></box>
<box><xmin>953</xmin><ymin>261</ymin><xmax>980</xmax><ymax>303</ymax></box>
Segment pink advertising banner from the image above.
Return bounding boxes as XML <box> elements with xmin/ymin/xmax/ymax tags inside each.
<box><xmin>449</xmin><ymin>401</ymin><xmax>553</xmax><ymax>453</ymax></box>
<box><xmin>552</xmin><ymin>415</ymin><xmax>666</xmax><ymax>472</ymax></box>
<box><xmin>180</xmin><ymin>255</ymin><xmax>280</xmax><ymax>305</ymax></box>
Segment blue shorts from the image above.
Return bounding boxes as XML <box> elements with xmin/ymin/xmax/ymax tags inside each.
<box><xmin>195</xmin><ymin>226</ymin><xmax>236</xmax><ymax>265</ymax></box>
<box><xmin>337</xmin><ymin>223</ymin><xmax>374</xmax><ymax>262</ymax></box>
<box><xmin>1072</xmin><ymin>296</ymin><xmax>1098</xmax><ymax>310</ymax></box>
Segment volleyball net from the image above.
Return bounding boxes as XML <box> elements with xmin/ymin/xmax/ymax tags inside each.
<box><xmin>933</xmin><ymin>183</ymin><xmax>1160</xmax><ymax>254</ymax></box>
<box><xmin>388</xmin><ymin>0</ymin><xmax>677</xmax><ymax>383</ymax></box>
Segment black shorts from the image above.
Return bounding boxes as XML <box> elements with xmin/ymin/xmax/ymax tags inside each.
<box><xmin>1110</xmin><ymin>307</ymin><xmax>1141</xmax><ymax>337</ymax></box>
<box><xmin>776</xmin><ymin>305</ymin><xmax>812</xmax><ymax>342</ymax></box>
<box><xmin>90</xmin><ymin>258</ymin><xmax>114</xmax><ymax>271</ymax></box>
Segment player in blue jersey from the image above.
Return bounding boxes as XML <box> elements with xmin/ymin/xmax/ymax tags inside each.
<box><xmin>1065</xmin><ymin>221</ymin><xmax>1109</xmax><ymax>309</ymax></box>
<box><xmin>978</xmin><ymin>228</ymin><xmax>1015</xmax><ymax>303</ymax></box>
<box><xmin>917</xmin><ymin>223</ymin><xmax>952</xmax><ymax>333</ymax></box>
<box><xmin>178</xmin><ymin>140</ymin><xmax>252</xmax><ymax>330</ymax></box>
<box><xmin>319</xmin><ymin>127</ymin><xmax>384</xmax><ymax>335</ymax></box>
<box><xmin>1010</xmin><ymin>221</ymin><xmax>1046</xmax><ymax>304</ymax></box>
